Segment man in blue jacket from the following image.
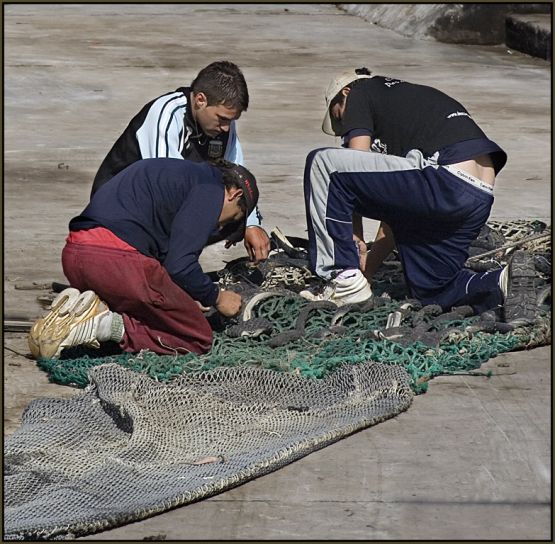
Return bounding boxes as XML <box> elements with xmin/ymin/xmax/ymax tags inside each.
<box><xmin>29</xmin><ymin>158</ymin><xmax>259</xmax><ymax>360</ymax></box>
<box><xmin>92</xmin><ymin>60</ymin><xmax>270</xmax><ymax>263</ymax></box>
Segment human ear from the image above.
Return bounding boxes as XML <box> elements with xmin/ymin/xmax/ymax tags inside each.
<box><xmin>231</xmin><ymin>188</ymin><xmax>243</xmax><ymax>202</ymax></box>
<box><xmin>225</xmin><ymin>187</ymin><xmax>243</xmax><ymax>202</ymax></box>
<box><xmin>194</xmin><ymin>92</ymin><xmax>208</xmax><ymax>109</ymax></box>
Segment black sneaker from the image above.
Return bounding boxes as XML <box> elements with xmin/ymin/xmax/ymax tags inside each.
<box><xmin>503</xmin><ymin>250</ymin><xmax>537</xmax><ymax>326</ymax></box>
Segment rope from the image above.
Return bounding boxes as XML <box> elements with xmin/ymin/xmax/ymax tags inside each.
<box><xmin>466</xmin><ymin>232</ymin><xmax>551</xmax><ymax>262</ymax></box>
<box><xmin>35</xmin><ymin>220</ymin><xmax>551</xmax><ymax>396</ymax></box>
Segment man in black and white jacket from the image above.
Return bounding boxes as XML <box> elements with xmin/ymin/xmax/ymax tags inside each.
<box><xmin>92</xmin><ymin>60</ymin><xmax>270</xmax><ymax>263</ymax></box>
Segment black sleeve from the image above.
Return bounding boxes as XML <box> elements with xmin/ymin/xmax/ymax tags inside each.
<box><xmin>90</xmin><ymin>102</ymin><xmax>152</xmax><ymax>197</ymax></box>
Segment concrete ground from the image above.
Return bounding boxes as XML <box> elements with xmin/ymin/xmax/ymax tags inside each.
<box><xmin>3</xmin><ymin>4</ymin><xmax>551</xmax><ymax>540</ymax></box>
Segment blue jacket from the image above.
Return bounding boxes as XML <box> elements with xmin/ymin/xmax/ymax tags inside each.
<box><xmin>71</xmin><ymin>158</ymin><xmax>224</xmax><ymax>306</ymax></box>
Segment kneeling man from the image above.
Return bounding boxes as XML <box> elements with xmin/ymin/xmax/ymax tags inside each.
<box><xmin>29</xmin><ymin>157</ymin><xmax>259</xmax><ymax>359</ymax></box>
<box><xmin>302</xmin><ymin>67</ymin><xmax>535</xmax><ymax>325</ymax></box>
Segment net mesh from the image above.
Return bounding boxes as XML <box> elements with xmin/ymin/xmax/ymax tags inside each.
<box><xmin>36</xmin><ymin>220</ymin><xmax>551</xmax><ymax>394</ymax></box>
<box><xmin>5</xmin><ymin>362</ymin><xmax>413</xmax><ymax>540</ymax></box>
<box><xmin>4</xmin><ymin>219</ymin><xmax>551</xmax><ymax>539</ymax></box>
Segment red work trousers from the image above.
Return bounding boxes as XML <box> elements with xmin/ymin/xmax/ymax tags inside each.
<box><xmin>62</xmin><ymin>242</ymin><xmax>213</xmax><ymax>355</ymax></box>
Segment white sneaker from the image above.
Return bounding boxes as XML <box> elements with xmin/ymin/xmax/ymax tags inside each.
<box><xmin>28</xmin><ymin>287</ymin><xmax>81</xmax><ymax>359</ymax></box>
<box><xmin>300</xmin><ymin>269</ymin><xmax>372</xmax><ymax>306</ymax></box>
<box><xmin>37</xmin><ymin>290</ymin><xmax>110</xmax><ymax>359</ymax></box>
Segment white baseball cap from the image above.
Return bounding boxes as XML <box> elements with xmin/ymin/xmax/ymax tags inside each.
<box><xmin>321</xmin><ymin>68</ymin><xmax>373</xmax><ymax>135</ymax></box>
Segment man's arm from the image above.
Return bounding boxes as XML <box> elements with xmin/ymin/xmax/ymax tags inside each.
<box><xmin>224</xmin><ymin>131</ymin><xmax>262</xmax><ymax>229</ymax></box>
<box><xmin>136</xmin><ymin>92</ymin><xmax>188</xmax><ymax>159</ymax></box>
<box><xmin>92</xmin><ymin>92</ymin><xmax>187</xmax><ymax>196</ymax></box>
<box><xmin>164</xmin><ymin>186</ymin><xmax>226</xmax><ymax>308</ymax></box>
<box><xmin>347</xmin><ymin>134</ymin><xmax>371</xmax><ymax>151</ymax></box>
<box><xmin>224</xmin><ymin>122</ymin><xmax>271</xmax><ymax>262</ymax></box>
<box><xmin>364</xmin><ymin>222</ymin><xmax>395</xmax><ymax>282</ymax></box>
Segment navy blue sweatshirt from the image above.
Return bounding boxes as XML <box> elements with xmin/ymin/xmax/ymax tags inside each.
<box><xmin>69</xmin><ymin>158</ymin><xmax>224</xmax><ymax>306</ymax></box>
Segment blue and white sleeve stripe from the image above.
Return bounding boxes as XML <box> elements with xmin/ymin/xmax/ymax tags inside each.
<box><xmin>136</xmin><ymin>92</ymin><xmax>188</xmax><ymax>159</ymax></box>
<box><xmin>225</xmin><ymin>122</ymin><xmax>263</xmax><ymax>227</ymax></box>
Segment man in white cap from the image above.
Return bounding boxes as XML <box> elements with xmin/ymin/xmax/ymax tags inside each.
<box><xmin>302</xmin><ymin>67</ymin><xmax>536</xmax><ymax>324</ymax></box>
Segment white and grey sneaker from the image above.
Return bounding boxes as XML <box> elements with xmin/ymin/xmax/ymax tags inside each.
<box><xmin>300</xmin><ymin>269</ymin><xmax>372</xmax><ymax>306</ymax></box>
<box><xmin>28</xmin><ymin>287</ymin><xmax>81</xmax><ymax>359</ymax></box>
<box><xmin>31</xmin><ymin>288</ymin><xmax>123</xmax><ymax>359</ymax></box>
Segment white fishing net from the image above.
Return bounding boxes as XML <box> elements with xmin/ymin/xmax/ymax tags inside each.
<box><xmin>4</xmin><ymin>361</ymin><xmax>413</xmax><ymax>540</ymax></box>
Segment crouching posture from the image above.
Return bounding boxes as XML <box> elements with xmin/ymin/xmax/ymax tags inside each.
<box><xmin>302</xmin><ymin>67</ymin><xmax>536</xmax><ymax>323</ymax></box>
<box><xmin>29</xmin><ymin>157</ymin><xmax>259</xmax><ymax>359</ymax></box>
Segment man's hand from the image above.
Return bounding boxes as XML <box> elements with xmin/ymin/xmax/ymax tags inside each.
<box><xmin>195</xmin><ymin>300</ymin><xmax>211</xmax><ymax>312</ymax></box>
<box><xmin>243</xmin><ymin>226</ymin><xmax>271</xmax><ymax>263</ymax></box>
<box><xmin>363</xmin><ymin>222</ymin><xmax>396</xmax><ymax>282</ymax></box>
<box><xmin>215</xmin><ymin>289</ymin><xmax>242</xmax><ymax>318</ymax></box>
<box><xmin>353</xmin><ymin>234</ymin><xmax>367</xmax><ymax>272</ymax></box>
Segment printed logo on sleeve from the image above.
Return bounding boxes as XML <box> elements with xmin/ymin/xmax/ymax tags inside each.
<box><xmin>384</xmin><ymin>77</ymin><xmax>404</xmax><ymax>88</ymax></box>
<box><xmin>371</xmin><ymin>138</ymin><xmax>387</xmax><ymax>154</ymax></box>
<box><xmin>447</xmin><ymin>111</ymin><xmax>472</xmax><ymax>119</ymax></box>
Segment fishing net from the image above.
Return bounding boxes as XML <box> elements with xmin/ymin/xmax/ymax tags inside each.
<box><xmin>5</xmin><ymin>361</ymin><xmax>413</xmax><ymax>540</ymax></box>
<box><xmin>4</xmin><ymin>219</ymin><xmax>551</xmax><ymax>539</ymax></box>
<box><xmin>36</xmin><ymin>219</ymin><xmax>552</xmax><ymax>394</ymax></box>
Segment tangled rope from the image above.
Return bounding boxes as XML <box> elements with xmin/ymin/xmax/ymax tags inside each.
<box><xmin>37</xmin><ymin>220</ymin><xmax>551</xmax><ymax>394</ymax></box>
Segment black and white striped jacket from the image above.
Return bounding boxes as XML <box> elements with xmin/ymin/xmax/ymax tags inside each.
<box><xmin>92</xmin><ymin>87</ymin><xmax>261</xmax><ymax>227</ymax></box>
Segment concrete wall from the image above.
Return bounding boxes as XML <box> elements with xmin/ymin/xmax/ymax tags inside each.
<box><xmin>506</xmin><ymin>12</ymin><xmax>552</xmax><ymax>59</ymax></box>
<box><xmin>339</xmin><ymin>3</ymin><xmax>551</xmax><ymax>45</ymax></box>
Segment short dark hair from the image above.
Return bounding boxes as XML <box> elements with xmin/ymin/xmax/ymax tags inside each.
<box><xmin>329</xmin><ymin>92</ymin><xmax>344</xmax><ymax>111</ymax></box>
<box><xmin>191</xmin><ymin>61</ymin><xmax>249</xmax><ymax>112</ymax></box>
<box><xmin>210</xmin><ymin>159</ymin><xmax>259</xmax><ymax>215</ymax></box>
<box><xmin>219</xmin><ymin>170</ymin><xmax>247</xmax><ymax>214</ymax></box>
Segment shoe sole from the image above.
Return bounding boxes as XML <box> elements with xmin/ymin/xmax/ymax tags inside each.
<box><xmin>38</xmin><ymin>290</ymin><xmax>103</xmax><ymax>359</ymax></box>
<box><xmin>28</xmin><ymin>287</ymin><xmax>81</xmax><ymax>358</ymax></box>
<box><xmin>270</xmin><ymin>227</ymin><xmax>308</xmax><ymax>260</ymax></box>
<box><xmin>299</xmin><ymin>289</ymin><xmax>319</xmax><ymax>302</ymax></box>
<box><xmin>299</xmin><ymin>286</ymin><xmax>373</xmax><ymax>307</ymax></box>
<box><xmin>332</xmin><ymin>291</ymin><xmax>372</xmax><ymax>307</ymax></box>
<box><xmin>504</xmin><ymin>251</ymin><xmax>537</xmax><ymax>326</ymax></box>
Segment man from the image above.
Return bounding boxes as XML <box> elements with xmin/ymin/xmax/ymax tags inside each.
<box><xmin>92</xmin><ymin>60</ymin><xmax>270</xmax><ymax>263</ymax></box>
<box><xmin>302</xmin><ymin>67</ymin><xmax>536</xmax><ymax>324</ymax></box>
<box><xmin>28</xmin><ymin>158</ymin><xmax>259</xmax><ymax>360</ymax></box>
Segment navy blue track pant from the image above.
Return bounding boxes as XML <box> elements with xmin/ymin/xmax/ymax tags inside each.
<box><xmin>303</xmin><ymin>147</ymin><xmax>503</xmax><ymax>313</ymax></box>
